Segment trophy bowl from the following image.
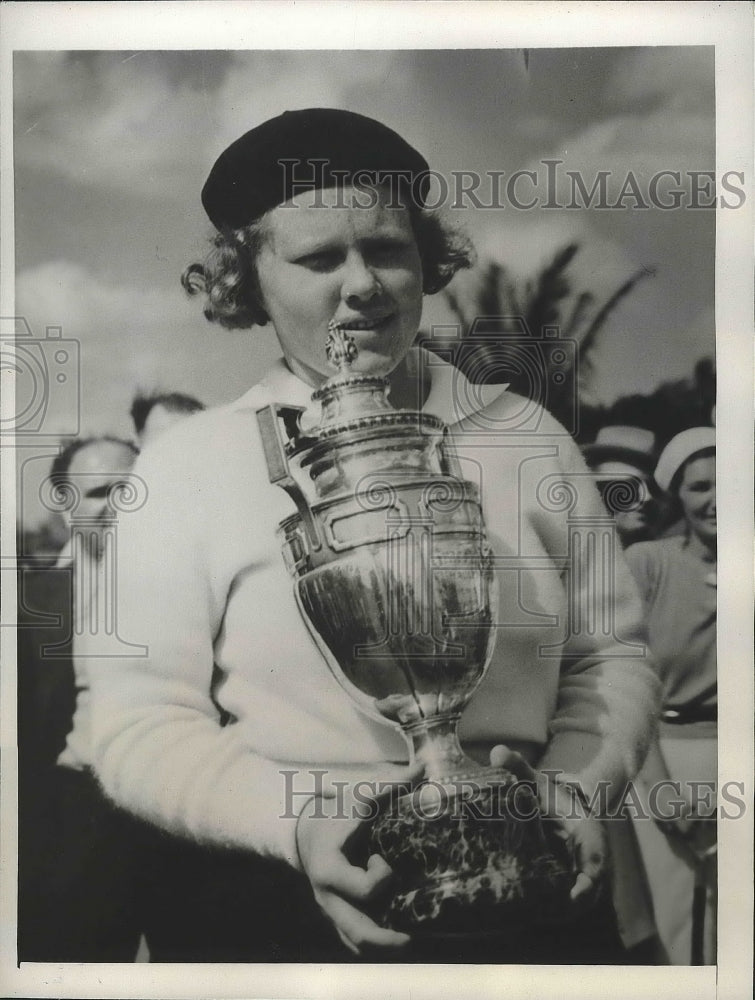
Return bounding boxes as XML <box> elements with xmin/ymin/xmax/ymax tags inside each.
<box><xmin>257</xmin><ymin>329</ymin><xmax>574</xmax><ymax>937</ymax></box>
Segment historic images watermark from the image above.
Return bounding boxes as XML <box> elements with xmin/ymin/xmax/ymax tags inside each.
<box><xmin>15</xmin><ymin>465</ymin><xmax>150</xmax><ymax>657</ymax></box>
<box><xmin>1</xmin><ymin>316</ymin><xmax>81</xmax><ymax>441</ymax></box>
<box><xmin>279</xmin><ymin>768</ymin><xmax>745</xmax><ymax>825</ymax></box>
<box><xmin>277</xmin><ymin>160</ymin><xmax>746</xmax><ymax>212</ymax></box>
<box><xmin>423</xmin><ymin>316</ymin><xmax>580</xmax><ymax>436</ymax></box>
<box><xmin>344</xmin><ymin>460</ymin><xmax>646</xmax><ymax>662</ymax></box>
<box><xmin>6</xmin><ymin>315</ymin><xmax>149</xmax><ymax>657</ymax></box>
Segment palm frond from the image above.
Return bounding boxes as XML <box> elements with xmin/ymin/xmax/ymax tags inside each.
<box><xmin>439</xmin><ymin>238</ymin><xmax>654</xmax><ymax>418</ymax></box>
<box><xmin>525</xmin><ymin>243</ymin><xmax>580</xmax><ymax>335</ymax></box>
<box><xmin>476</xmin><ymin>262</ymin><xmax>504</xmax><ymax>321</ymax></box>
<box><xmin>579</xmin><ymin>266</ymin><xmax>656</xmax><ymax>357</ymax></box>
<box><xmin>564</xmin><ymin>291</ymin><xmax>594</xmax><ymax>340</ymax></box>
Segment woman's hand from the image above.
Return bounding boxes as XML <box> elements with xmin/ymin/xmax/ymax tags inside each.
<box><xmin>295</xmin><ymin>762</ymin><xmax>422</xmax><ymax>957</ymax></box>
<box><xmin>490</xmin><ymin>745</ymin><xmax>606</xmax><ymax>906</ymax></box>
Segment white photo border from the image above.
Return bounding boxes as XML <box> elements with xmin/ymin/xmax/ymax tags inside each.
<box><xmin>1</xmin><ymin>3</ymin><xmax>751</xmax><ymax>999</ymax></box>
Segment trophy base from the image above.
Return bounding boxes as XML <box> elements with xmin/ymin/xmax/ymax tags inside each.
<box><xmin>368</xmin><ymin>771</ymin><xmax>575</xmax><ymax>937</ymax></box>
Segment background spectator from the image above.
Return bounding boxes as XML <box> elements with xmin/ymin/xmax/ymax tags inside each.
<box><xmin>626</xmin><ymin>428</ymin><xmax>717</xmax><ymax>965</ymax></box>
<box><xmin>130</xmin><ymin>392</ymin><xmax>205</xmax><ymax>448</ymax></box>
<box><xmin>583</xmin><ymin>425</ymin><xmax>660</xmax><ymax>547</ymax></box>
<box><xmin>18</xmin><ymin>435</ymin><xmax>155</xmax><ymax>962</ymax></box>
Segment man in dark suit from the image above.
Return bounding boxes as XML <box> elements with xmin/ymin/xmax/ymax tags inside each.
<box><xmin>17</xmin><ymin>435</ymin><xmax>150</xmax><ymax>962</ymax></box>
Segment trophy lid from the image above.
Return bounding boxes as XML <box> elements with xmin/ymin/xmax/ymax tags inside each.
<box><xmin>304</xmin><ymin>324</ymin><xmax>443</xmax><ymax>443</ymax></box>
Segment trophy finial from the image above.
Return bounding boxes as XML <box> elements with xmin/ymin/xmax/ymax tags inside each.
<box><xmin>326</xmin><ymin>322</ymin><xmax>359</xmax><ymax>372</ymax></box>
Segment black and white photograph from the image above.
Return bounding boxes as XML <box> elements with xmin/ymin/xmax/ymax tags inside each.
<box><xmin>1</xmin><ymin>3</ymin><xmax>752</xmax><ymax>999</ymax></box>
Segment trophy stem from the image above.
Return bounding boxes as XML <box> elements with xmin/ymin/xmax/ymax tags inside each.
<box><xmin>404</xmin><ymin>713</ymin><xmax>479</xmax><ymax>782</ymax></box>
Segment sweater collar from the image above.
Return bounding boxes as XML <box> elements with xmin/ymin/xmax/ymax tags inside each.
<box><xmin>235</xmin><ymin>347</ymin><xmax>506</xmax><ymax>426</ymax></box>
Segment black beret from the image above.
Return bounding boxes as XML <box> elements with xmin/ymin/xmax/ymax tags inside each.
<box><xmin>201</xmin><ymin>108</ymin><xmax>430</xmax><ymax>231</ymax></box>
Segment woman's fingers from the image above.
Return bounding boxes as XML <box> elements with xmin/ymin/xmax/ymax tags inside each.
<box><xmin>312</xmin><ymin>847</ymin><xmax>395</xmax><ymax>904</ymax></box>
<box><xmin>365</xmin><ymin>852</ymin><xmax>394</xmax><ymax>882</ymax></box>
<box><xmin>570</xmin><ymin>871</ymin><xmax>597</xmax><ymax>903</ymax></box>
<box><xmin>489</xmin><ymin>744</ymin><xmax>541</xmax><ymax>787</ymax></box>
<box><xmin>488</xmin><ymin>748</ymin><xmax>608</xmax><ymax>906</ymax></box>
<box><xmin>569</xmin><ymin>840</ymin><xmax>605</xmax><ymax>905</ymax></box>
<box><xmin>565</xmin><ymin>812</ymin><xmax>606</xmax><ymax>903</ymax></box>
<box><xmin>319</xmin><ymin>891</ymin><xmax>411</xmax><ymax>955</ymax></box>
<box><xmin>296</xmin><ymin>785</ymin><xmax>414</xmax><ymax>955</ymax></box>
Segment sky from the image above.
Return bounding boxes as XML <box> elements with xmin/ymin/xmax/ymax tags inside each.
<box><xmin>13</xmin><ymin>46</ymin><xmax>715</xmax><ymax>526</ymax></box>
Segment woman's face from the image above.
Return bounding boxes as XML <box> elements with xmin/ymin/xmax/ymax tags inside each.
<box><xmin>255</xmin><ymin>184</ymin><xmax>423</xmax><ymax>386</ymax></box>
<box><xmin>677</xmin><ymin>453</ymin><xmax>716</xmax><ymax>548</ymax></box>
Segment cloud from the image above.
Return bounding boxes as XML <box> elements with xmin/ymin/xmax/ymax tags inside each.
<box><xmin>14</xmin><ymin>52</ymin><xmax>215</xmax><ymax>197</ymax></box>
<box><xmin>17</xmin><ymin>259</ymin><xmax>162</xmax><ymax>341</ymax></box>
<box><xmin>521</xmin><ymin>108</ymin><xmax>714</xmax><ymax>218</ymax></box>
<box><xmin>15</xmin><ymin>259</ymin><xmax>279</xmax><ymax>435</ymax></box>
<box><xmin>213</xmin><ymin>51</ymin><xmax>404</xmax><ymax>150</ymax></box>
<box><xmin>606</xmin><ymin>46</ymin><xmax>714</xmax><ymax>114</ymax></box>
<box><xmin>510</xmin><ymin>48</ymin><xmax>714</xmax><ymax>209</ymax></box>
<box><xmin>13</xmin><ymin>50</ymin><xmax>411</xmax><ymax>200</ymax></box>
<box><xmin>509</xmin><ymin>138</ymin><xmax>713</xmax><ymax>249</ymax></box>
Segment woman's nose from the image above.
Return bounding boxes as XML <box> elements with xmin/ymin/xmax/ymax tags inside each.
<box><xmin>341</xmin><ymin>253</ymin><xmax>382</xmax><ymax>303</ymax></box>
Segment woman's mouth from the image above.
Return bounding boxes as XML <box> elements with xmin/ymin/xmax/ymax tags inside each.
<box><xmin>332</xmin><ymin>315</ymin><xmax>393</xmax><ymax>334</ymax></box>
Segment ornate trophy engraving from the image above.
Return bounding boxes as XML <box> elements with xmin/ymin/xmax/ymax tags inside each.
<box><xmin>256</xmin><ymin>326</ymin><xmax>572</xmax><ymax>936</ymax></box>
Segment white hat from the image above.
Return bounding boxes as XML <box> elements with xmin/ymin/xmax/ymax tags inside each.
<box><xmin>582</xmin><ymin>426</ymin><xmax>656</xmax><ymax>474</ymax></box>
<box><xmin>654</xmin><ymin>427</ymin><xmax>716</xmax><ymax>493</ymax></box>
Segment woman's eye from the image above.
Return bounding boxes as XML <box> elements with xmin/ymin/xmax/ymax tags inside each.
<box><xmin>367</xmin><ymin>241</ymin><xmax>411</xmax><ymax>264</ymax></box>
<box><xmin>295</xmin><ymin>252</ymin><xmax>342</xmax><ymax>272</ymax></box>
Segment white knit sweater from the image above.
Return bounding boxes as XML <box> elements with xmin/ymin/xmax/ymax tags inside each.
<box><xmin>84</xmin><ymin>352</ymin><xmax>658</xmax><ymax>870</ymax></box>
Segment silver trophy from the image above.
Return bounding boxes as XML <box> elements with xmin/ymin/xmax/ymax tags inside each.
<box><xmin>257</xmin><ymin>326</ymin><xmax>572</xmax><ymax>936</ymax></box>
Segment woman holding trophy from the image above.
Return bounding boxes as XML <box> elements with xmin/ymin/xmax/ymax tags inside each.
<box><xmin>85</xmin><ymin>109</ymin><xmax>659</xmax><ymax>962</ymax></box>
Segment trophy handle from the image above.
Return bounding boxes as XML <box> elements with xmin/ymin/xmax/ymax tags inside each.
<box><xmin>255</xmin><ymin>404</ymin><xmax>322</xmax><ymax>551</ymax></box>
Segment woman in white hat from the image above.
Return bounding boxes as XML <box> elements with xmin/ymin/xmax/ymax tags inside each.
<box><xmin>624</xmin><ymin>427</ymin><xmax>717</xmax><ymax>965</ymax></box>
